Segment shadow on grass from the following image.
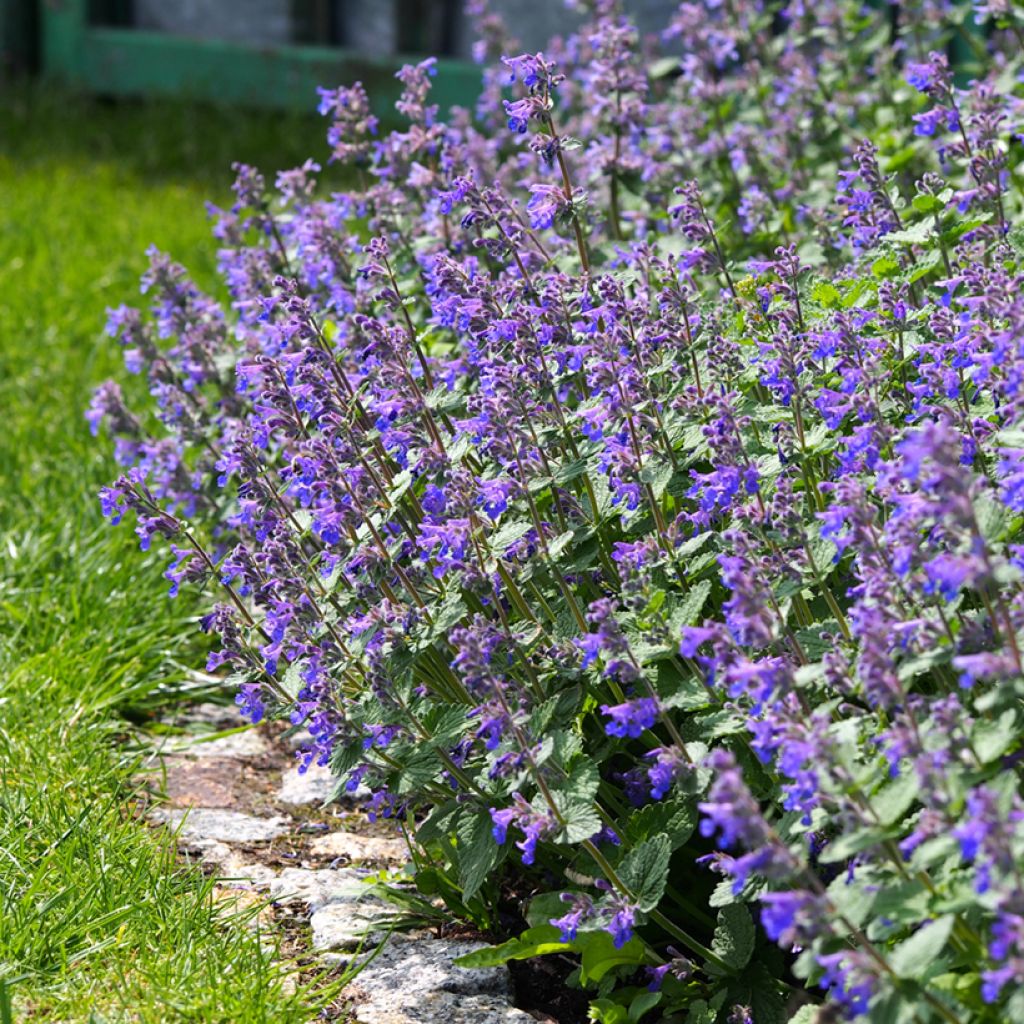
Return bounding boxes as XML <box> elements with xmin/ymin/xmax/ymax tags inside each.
<box><xmin>0</xmin><ymin>81</ymin><xmax>345</xmax><ymax>190</ymax></box>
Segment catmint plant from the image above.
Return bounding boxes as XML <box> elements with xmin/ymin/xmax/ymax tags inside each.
<box><xmin>92</xmin><ymin>1</ymin><xmax>1024</xmax><ymax>1020</ymax></box>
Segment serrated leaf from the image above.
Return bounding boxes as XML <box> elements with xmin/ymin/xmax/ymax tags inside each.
<box><xmin>872</xmin><ymin>253</ymin><xmax>901</xmax><ymax>278</ymax></box>
<box><xmin>711</xmin><ymin>904</ymin><xmax>755</xmax><ymax>971</ymax></box>
<box><xmin>548</xmin><ymin>529</ymin><xmax>574</xmax><ymax>559</ymax></box>
<box><xmin>621</xmin><ymin>798</ymin><xmax>696</xmax><ymax>849</ymax></box>
<box><xmin>457</xmin><ymin>808</ymin><xmax>504</xmax><ymax>901</ymax></box>
<box><xmin>888</xmin><ymin>915</ymin><xmax>955</xmax><ymax>979</ymax></box>
<box><xmin>639</xmin><ymin>458</ymin><xmax>674</xmax><ymax>499</ymax></box>
<box><xmin>528</xmin><ymin>686</ymin><xmax>582</xmax><ymax>737</ymax></box>
<box><xmin>556</xmin><ymin>760</ymin><xmax>600</xmax><ymax>804</ymax></box>
<box><xmin>619</xmin><ymin>835</ymin><xmax>671</xmax><ymax>911</ymax></box>
<box><xmin>388</xmin><ymin>469</ymin><xmax>414</xmax><ymax>502</ymax></box>
<box><xmin>670</xmin><ymin>579</ymin><xmax>712</xmax><ymax>629</ymax></box>
<box><xmin>871</xmin><ymin>773</ymin><xmax>919</xmax><ymax>826</ymax></box>
<box><xmin>491</xmin><ymin>519</ymin><xmax>533</xmax><ymax>551</ymax></box>
<box><xmin>811</xmin><ymin>281</ymin><xmax>841</xmax><ymax>308</ymax></box>
<box><xmin>888</xmin><ymin>219</ymin><xmax>933</xmax><ymax>244</ymax></box>
<box><xmin>423</xmin><ymin>704</ymin><xmax>472</xmax><ymax>749</ymax></box>
<box><xmin>415</xmin><ymin>798</ymin><xmax>460</xmax><ymax>846</ymax></box>
<box><xmin>553</xmin><ymin>457</ymin><xmax>589</xmax><ymax>485</ymax></box>
<box><xmin>558</xmin><ymin>798</ymin><xmax>602</xmax><ymax>843</ymax></box>
<box><xmin>912</xmin><ymin>194</ymin><xmax>944</xmax><ymax>214</ymax></box>
<box><xmin>973</xmin><ymin>708</ymin><xmax>1019</xmax><ymax>763</ymax></box>
<box><xmin>750</xmin><ymin>962</ymin><xmax>787</xmax><ymax>1024</ymax></box>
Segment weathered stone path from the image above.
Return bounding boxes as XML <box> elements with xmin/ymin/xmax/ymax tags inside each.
<box><xmin>144</xmin><ymin>704</ymin><xmax>535</xmax><ymax>1023</ymax></box>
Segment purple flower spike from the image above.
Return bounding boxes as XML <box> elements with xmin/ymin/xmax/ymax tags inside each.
<box><xmin>601</xmin><ymin>697</ymin><xmax>659</xmax><ymax>738</ymax></box>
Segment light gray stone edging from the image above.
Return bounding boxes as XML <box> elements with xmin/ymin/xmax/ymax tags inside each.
<box><xmin>147</xmin><ymin>707</ymin><xmax>534</xmax><ymax>1023</ymax></box>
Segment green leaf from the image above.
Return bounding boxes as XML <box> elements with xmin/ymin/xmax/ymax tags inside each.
<box><xmin>589</xmin><ymin>998</ymin><xmax>629</xmax><ymax>1024</ymax></box>
<box><xmin>525</xmin><ymin>891</ymin><xmax>568</xmax><ymax>930</ymax></box>
<box><xmin>711</xmin><ymin>904</ymin><xmax>756</xmax><ymax>972</ymax></box>
<box><xmin>805</xmin><ymin>534</ymin><xmax>838</xmax><ymax>572</ymax></box>
<box><xmin>420</xmin><ymin>591</ymin><xmax>467</xmax><ymax>645</ymax></box>
<box><xmin>818</xmin><ymin>826</ymin><xmax>894</xmax><ymax>864</ymax></box>
<box><xmin>786</xmin><ymin>1007</ymin><xmax>822</xmax><ymax>1024</ymax></box>
<box><xmin>888</xmin><ymin>915</ymin><xmax>955</xmax><ymax>979</ymax></box>
<box><xmin>670</xmin><ymin>580</ymin><xmax>712</xmax><ymax>628</ymax></box>
<box><xmin>683</xmin><ymin>1000</ymin><xmax>716</xmax><ymax>1024</ymax></box>
<box><xmin>871</xmin><ymin>774</ymin><xmax>920</xmax><ymax>826</ymax></box>
<box><xmin>750</xmin><ymin>962</ymin><xmax>788</xmax><ymax>1024</ymax></box>
<box><xmin>629</xmin><ymin>990</ymin><xmax>663</xmax><ymax>1021</ymax></box>
<box><xmin>811</xmin><ymin>281</ymin><xmax>841</xmax><ymax>308</ymax></box>
<box><xmin>639</xmin><ymin>458</ymin><xmax>675</xmax><ymax>500</ymax></box>
<box><xmin>491</xmin><ymin>519</ymin><xmax>533</xmax><ymax>551</ymax></box>
<box><xmin>559</xmin><ymin>798</ymin><xmax>603</xmax><ymax>844</ymax></box>
<box><xmin>975</xmin><ymin>493</ymin><xmax>1009</xmax><ymax>543</ymax></box>
<box><xmin>618</xmin><ymin>835</ymin><xmax>672</xmax><ymax>912</ymax></box>
<box><xmin>578</xmin><ymin>929</ymin><xmax>647</xmax><ymax>983</ymax></box>
<box><xmin>415</xmin><ymin>799</ymin><xmax>460</xmax><ymax>847</ymax></box>
<box><xmin>557</xmin><ymin>761</ymin><xmax>601</xmax><ymax>804</ymax></box>
<box><xmin>912</xmin><ymin>194</ymin><xmax>943</xmax><ymax>214</ymax></box>
<box><xmin>548</xmin><ymin>529</ymin><xmax>575</xmax><ymax>560</ymax></box>
<box><xmin>423</xmin><ymin>704</ymin><xmax>472</xmax><ymax>749</ymax></box>
<box><xmin>553</xmin><ymin>457</ymin><xmax>589</xmax><ymax>485</ymax></box>
<box><xmin>871</xmin><ymin>253</ymin><xmax>901</xmax><ymax>278</ymax></box>
<box><xmin>1005</xmin><ymin>988</ymin><xmax>1024</xmax><ymax>1023</ymax></box>
<box><xmin>888</xmin><ymin>219</ymin><xmax>934</xmax><ymax>244</ymax></box>
<box><xmin>456</xmin><ymin>809</ymin><xmax>504</xmax><ymax>902</ymax></box>
<box><xmin>621</xmin><ymin>798</ymin><xmax>696</xmax><ymax>850</ymax></box>
<box><xmin>973</xmin><ymin>709</ymin><xmax>1019</xmax><ymax>764</ymax></box>
<box><xmin>454</xmin><ymin>925</ymin><xmax>569</xmax><ymax>968</ymax></box>
<box><xmin>529</xmin><ymin>686</ymin><xmax>583</xmax><ymax>737</ymax></box>
<box><xmin>649</xmin><ymin>56</ymin><xmax>681</xmax><ymax>79</ymax></box>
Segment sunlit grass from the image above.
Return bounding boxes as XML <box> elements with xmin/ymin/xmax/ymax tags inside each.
<box><xmin>0</xmin><ymin>84</ymin><xmax>327</xmax><ymax>1021</ymax></box>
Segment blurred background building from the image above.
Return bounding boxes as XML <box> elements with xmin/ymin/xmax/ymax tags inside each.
<box><xmin>1</xmin><ymin>1</ymin><xmax>677</xmax><ymax>112</ymax></box>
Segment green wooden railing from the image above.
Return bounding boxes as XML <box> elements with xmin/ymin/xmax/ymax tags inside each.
<box><xmin>37</xmin><ymin>0</ymin><xmax>482</xmax><ymax>115</ymax></box>
<box><xmin>21</xmin><ymin>1</ymin><xmax>991</xmax><ymax>110</ymax></box>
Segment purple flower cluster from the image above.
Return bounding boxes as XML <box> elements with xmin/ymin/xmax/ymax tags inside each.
<box><xmin>91</xmin><ymin>1</ymin><xmax>1024</xmax><ymax>1018</ymax></box>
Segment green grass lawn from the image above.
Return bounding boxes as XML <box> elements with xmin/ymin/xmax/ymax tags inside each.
<box><xmin>0</xmin><ymin>85</ymin><xmax>329</xmax><ymax>1022</ymax></box>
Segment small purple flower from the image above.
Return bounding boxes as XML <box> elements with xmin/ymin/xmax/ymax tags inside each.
<box><xmin>235</xmin><ymin>683</ymin><xmax>265</xmax><ymax>725</ymax></box>
<box><xmin>646</xmin><ymin>745</ymin><xmax>690</xmax><ymax>800</ymax></box>
<box><xmin>526</xmin><ymin>184</ymin><xmax>569</xmax><ymax>230</ymax></box>
<box><xmin>606</xmin><ymin>896</ymin><xmax>637</xmax><ymax>948</ymax></box>
<box><xmin>550</xmin><ymin>893</ymin><xmax>593</xmax><ymax>942</ymax></box>
<box><xmin>490</xmin><ymin>806</ymin><xmax>517</xmax><ymax>845</ymax></box>
<box><xmin>600</xmin><ymin>697</ymin><xmax>659</xmax><ymax>738</ymax></box>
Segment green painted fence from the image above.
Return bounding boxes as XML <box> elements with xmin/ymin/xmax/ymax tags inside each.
<box><xmin>30</xmin><ymin>0</ymin><xmax>990</xmax><ymax>111</ymax></box>
<box><xmin>38</xmin><ymin>0</ymin><xmax>482</xmax><ymax>115</ymax></box>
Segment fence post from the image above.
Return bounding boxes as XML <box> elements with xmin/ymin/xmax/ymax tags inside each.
<box><xmin>41</xmin><ymin>0</ymin><xmax>88</xmax><ymax>82</ymax></box>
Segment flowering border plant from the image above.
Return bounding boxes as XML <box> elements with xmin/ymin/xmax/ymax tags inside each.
<box><xmin>91</xmin><ymin>1</ymin><xmax>1024</xmax><ymax>1020</ymax></box>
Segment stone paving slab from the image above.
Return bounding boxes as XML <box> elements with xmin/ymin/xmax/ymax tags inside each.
<box><xmin>149</xmin><ymin>707</ymin><xmax>531</xmax><ymax>1023</ymax></box>
<box><xmin>169</xmin><ymin>728</ymin><xmax>272</xmax><ymax>760</ymax></box>
<box><xmin>345</xmin><ymin>938</ymin><xmax>537</xmax><ymax>1023</ymax></box>
<box><xmin>268</xmin><ymin>866</ymin><xmax>370</xmax><ymax>910</ymax></box>
<box><xmin>310</xmin><ymin>900</ymin><xmax>394</xmax><ymax>951</ymax></box>
<box><xmin>351</xmin><ymin>992</ymin><xmax>537</xmax><ymax>1024</ymax></box>
<box><xmin>277</xmin><ymin>760</ymin><xmax>336</xmax><ymax>805</ymax></box>
<box><xmin>151</xmin><ymin>806</ymin><xmax>290</xmax><ymax>844</ymax></box>
<box><xmin>161</xmin><ymin>756</ymin><xmax>252</xmax><ymax>808</ymax></box>
<box><xmin>309</xmin><ymin>830</ymin><xmax>408</xmax><ymax>866</ymax></box>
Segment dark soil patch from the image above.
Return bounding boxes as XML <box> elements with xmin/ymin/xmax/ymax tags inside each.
<box><xmin>509</xmin><ymin>953</ymin><xmax>590</xmax><ymax>1024</ymax></box>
